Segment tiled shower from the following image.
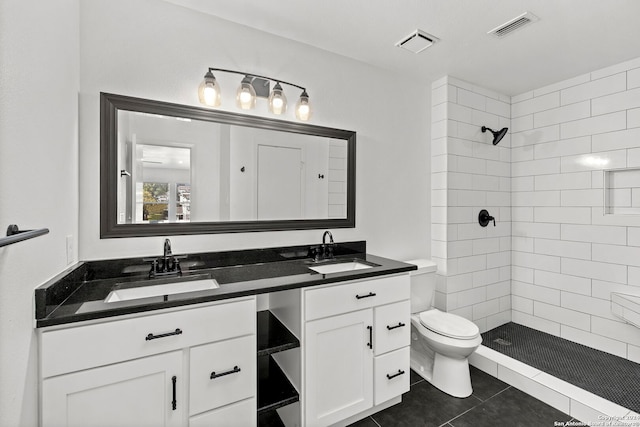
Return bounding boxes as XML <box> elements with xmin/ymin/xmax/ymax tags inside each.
<box><xmin>431</xmin><ymin>55</ymin><xmax>640</xmax><ymax>364</ymax></box>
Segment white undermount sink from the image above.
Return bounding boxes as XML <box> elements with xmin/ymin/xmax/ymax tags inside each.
<box><xmin>308</xmin><ymin>261</ymin><xmax>376</xmax><ymax>275</ymax></box>
<box><xmin>104</xmin><ymin>278</ymin><xmax>219</xmax><ymax>303</ymax></box>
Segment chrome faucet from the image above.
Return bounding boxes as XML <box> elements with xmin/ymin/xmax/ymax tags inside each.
<box><xmin>322</xmin><ymin>230</ymin><xmax>334</xmax><ymax>245</ymax></box>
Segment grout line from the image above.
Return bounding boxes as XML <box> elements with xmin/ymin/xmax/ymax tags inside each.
<box><xmin>410</xmin><ymin>378</ymin><xmax>425</xmax><ymax>387</ymax></box>
<box><xmin>441</xmin><ymin>389</ymin><xmax>505</xmax><ymax>427</ymax></box>
<box><xmin>369</xmin><ymin>416</ymin><xmax>382</xmax><ymax>427</ymax></box>
<box><xmin>443</xmin><ymin>402</ymin><xmax>482</xmax><ymax>426</ymax></box>
<box><xmin>474</xmin><ymin>383</ymin><xmax>512</xmax><ymax>402</ymax></box>
<box><xmin>444</xmin><ymin>386</ymin><xmax>514</xmax><ymax>426</ymax></box>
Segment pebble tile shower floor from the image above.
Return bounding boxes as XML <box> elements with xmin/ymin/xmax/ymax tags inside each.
<box><xmin>482</xmin><ymin>322</ymin><xmax>640</xmax><ymax>413</ymax></box>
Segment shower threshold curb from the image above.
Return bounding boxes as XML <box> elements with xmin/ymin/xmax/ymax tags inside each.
<box><xmin>470</xmin><ymin>345</ymin><xmax>640</xmax><ymax>424</ymax></box>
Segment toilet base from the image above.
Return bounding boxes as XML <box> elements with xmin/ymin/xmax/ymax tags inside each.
<box><xmin>411</xmin><ymin>352</ymin><xmax>472</xmax><ymax>398</ymax></box>
<box><xmin>431</xmin><ymin>353</ymin><xmax>473</xmax><ymax>398</ymax></box>
<box><xmin>411</xmin><ymin>349</ymin><xmax>473</xmax><ymax>398</ymax></box>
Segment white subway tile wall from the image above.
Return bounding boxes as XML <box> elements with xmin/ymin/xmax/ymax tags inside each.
<box><xmin>431</xmin><ymin>76</ymin><xmax>512</xmax><ymax>332</ymax></box>
<box><xmin>432</xmin><ymin>57</ymin><xmax>640</xmax><ymax>362</ymax></box>
<box><xmin>511</xmin><ymin>57</ymin><xmax>640</xmax><ymax>362</ymax></box>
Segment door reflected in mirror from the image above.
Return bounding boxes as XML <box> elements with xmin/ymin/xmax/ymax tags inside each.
<box><xmin>103</xmin><ymin>93</ymin><xmax>354</xmax><ymax>237</ymax></box>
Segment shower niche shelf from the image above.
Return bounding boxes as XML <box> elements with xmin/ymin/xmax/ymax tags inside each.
<box><xmin>603</xmin><ymin>167</ymin><xmax>640</xmax><ymax>216</ymax></box>
<box><xmin>611</xmin><ymin>293</ymin><xmax>640</xmax><ymax>329</ymax></box>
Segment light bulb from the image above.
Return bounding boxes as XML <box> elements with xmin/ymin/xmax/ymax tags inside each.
<box><xmin>295</xmin><ymin>90</ymin><xmax>311</xmax><ymax>121</ymax></box>
<box><xmin>268</xmin><ymin>82</ymin><xmax>287</xmax><ymax>115</ymax></box>
<box><xmin>198</xmin><ymin>71</ymin><xmax>221</xmax><ymax>107</ymax></box>
<box><xmin>236</xmin><ymin>76</ymin><xmax>256</xmax><ymax>110</ymax></box>
<box><xmin>239</xmin><ymin>90</ymin><xmax>253</xmax><ymax>104</ymax></box>
<box><xmin>203</xmin><ymin>85</ymin><xmax>218</xmax><ymax>105</ymax></box>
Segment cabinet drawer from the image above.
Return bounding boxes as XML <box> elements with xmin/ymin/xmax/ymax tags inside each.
<box><xmin>374</xmin><ymin>346</ymin><xmax>410</xmax><ymax>406</ymax></box>
<box><xmin>189</xmin><ymin>398</ymin><xmax>256</xmax><ymax>427</ymax></box>
<box><xmin>305</xmin><ymin>274</ymin><xmax>410</xmax><ymax>321</ymax></box>
<box><xmin>189</xmin><ymin>335</ymin><xmax>256</xmax><ymax>415</ymax></box>
<box><xmin>41</xmin><ymin>298</ymin><xmax>256</xmax><ymax>378</ymax></box>
<box><xmin>374</xmin><ymin>300</ymin><xmax>410</xmax><ymax>355</ymax></box>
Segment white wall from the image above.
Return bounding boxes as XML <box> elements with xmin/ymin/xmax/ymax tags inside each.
<box><xmin>511</xmin><ymin>56</ymin><xmax>640</xmax><ymax>362</ymax></box>
<box><xmin>0</xmin><ymin>2</ymin><xmax>430</xmax><ymax>422</ymax></box>
<box><xmin>78</xmin><ymin>0</ymin><xmax>431</xmax><ymax>261</ymax></box>
<box><xmin>0</xmin><ymin>1</ymin><xmax>79</xmax><ymax>425</ymax></box>
<box><xmin>430</xmin><ymin>76</ymin><xmax>512</xmax><ymax>333</ymax></box>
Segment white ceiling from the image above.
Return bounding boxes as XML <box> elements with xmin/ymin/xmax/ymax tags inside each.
<box><xmin>164</xmin><ymin>0</ymin><xmax>640</xmax><ymax>96</ymax></box>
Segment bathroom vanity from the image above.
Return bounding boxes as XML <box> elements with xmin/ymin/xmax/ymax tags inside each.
<box><xmin>35</xmin><ymin>241</ymin><xmax>415</xmax><ymax>427</ymax></box>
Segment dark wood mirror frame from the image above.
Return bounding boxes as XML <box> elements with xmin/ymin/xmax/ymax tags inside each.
<box><xmin>100</xmin><ymin>92</ymin><xmax>356</xmax><ymax>238</ymax></box>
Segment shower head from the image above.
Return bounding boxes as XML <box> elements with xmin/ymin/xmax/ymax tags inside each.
<box><xmin>481</xmin><ymin>126</ymin><xmax>508</xmax><ymax>145</ymax></box>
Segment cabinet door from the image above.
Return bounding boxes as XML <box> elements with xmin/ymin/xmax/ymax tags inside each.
<box><xmin>42</xmin><ymin>351</ymin><xmax>183</xmax><ymax>427</ymax></box>
<box><xmin>305</xmin><ymin>309</ymin><xmax>373</xmax><ymax>427</ymax></box>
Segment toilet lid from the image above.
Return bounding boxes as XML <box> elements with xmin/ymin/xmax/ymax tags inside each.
<box><xmin>419</xmin><ymin>309</ymin><xmax>479</xmax><ymax>339</ymax></box>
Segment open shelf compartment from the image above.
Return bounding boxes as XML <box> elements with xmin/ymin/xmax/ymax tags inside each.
<box><xmin>257</xmin><ymin>310</ymin><xmax>300</xmax><ymax>356</ymax></box>
<box><xmin>257</xmin><ymin>354</ymin><xmax>299</xmax><ymax>414</ymax></box>
<box><xmin>257</xmin><ymin>309</ymin><xmax>300</xmax><ymax>424</ymax></box>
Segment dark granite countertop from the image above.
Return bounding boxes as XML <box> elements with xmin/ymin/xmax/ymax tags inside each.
<box><xmin>35</xmin><ymin>241</ymin><xmax>416</xmax><ymax>328</ymax></box>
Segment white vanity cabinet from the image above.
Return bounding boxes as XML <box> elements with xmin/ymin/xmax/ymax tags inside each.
<box><xmin>302</xmin><ymin>274</ymin><xmax>411</xmax><ymax>427</ymax></box>
<box><xmin>39</xmin><ymin>297</ymin><xmax>256</xmax><ymax>427</ymax></box>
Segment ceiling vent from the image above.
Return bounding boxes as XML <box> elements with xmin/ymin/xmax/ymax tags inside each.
<box><xmin>488</xmin><ymin>12</ymin><xmax>538</xmax><ymax>37</ymax></box>
<box><xmin>396</xmin><ymin>30</ymin><xmax>439</xmax><ymax>53</ymax></box>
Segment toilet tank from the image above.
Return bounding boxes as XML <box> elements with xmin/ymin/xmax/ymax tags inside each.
<box><xmin>405</xmin><ymin>259</ymin><xmax>438</xmax><ymax>314</ymax></box>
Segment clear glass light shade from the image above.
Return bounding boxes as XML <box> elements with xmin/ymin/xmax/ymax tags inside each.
<box><xmin>295</xmin><ymin>90</ymin><xmax>311</xmax><ymax>121</ymax></box>
<box><xmin>268</xmin><ymin>82</ymin><xmax>287</xmax><ymax>115</ymax></box>
<box><xmin>236</xmin><ymin>76</ymin><xmax>257</xmax><ymax>110</ymax></box>
<box><xmin>197</xmin><ymin>71</ymin><xmax>221</xmax><ymax>107</ymax></box>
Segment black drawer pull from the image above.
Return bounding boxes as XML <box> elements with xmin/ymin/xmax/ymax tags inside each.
<box><xmin>146</xmin><ymin>328</ymin><xmax>182</xmax><ymax>341</ymax></box>
<box><xmin>210</xmin><ymin>366</ymin><xmax>241</xmax><ymax>380</ymax></box>
<box><xmin>367</xmin><ymin>325</ymin><xmax>373</xmax><ymax>349</ymax></box>
<box><xmin>387</xmin><ymin>322</ymin><xmax>406</xmax><ymax>330</ymax></box>
<box><xmin>387</xmin><ymin>369</ymin><xmax>405</xmax><ymax>380</ymax></box>
<box><xmin>356</xmin><ymin>292</ymin><xmax>376</xmax><ymax>300</ymax></box>
<box><xmin>171</xmin><ymin>376</ymin><xmax>177</xmax><ymax>410</ymax></box>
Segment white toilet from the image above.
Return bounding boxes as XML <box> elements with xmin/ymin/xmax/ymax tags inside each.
<box><xmin>406</xmin><ymin>259</ymin><xmax>482</xmax><ymax>398</ymax></box>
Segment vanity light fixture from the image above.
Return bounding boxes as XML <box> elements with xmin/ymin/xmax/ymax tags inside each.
<box><xmin>198</xmin><ymin>68</ymin><xmax>311</xmax><ymax>120</ymax></box>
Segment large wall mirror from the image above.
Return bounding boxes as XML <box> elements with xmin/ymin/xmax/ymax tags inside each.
<box><xmin>100</xmin><ymin>93</ymin><xmax>356</xmax><ymax>238</ymax></box>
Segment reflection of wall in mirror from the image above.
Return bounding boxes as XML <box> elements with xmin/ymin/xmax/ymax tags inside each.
<box><xmin>118</xmin><ymin>110</ymin><xmax>349</xmax><ymax>224</ymax></box>
<box><xmin>328</xmin><ymin>140</ymin><xmax>348</xmax><ymax>218</ymax></box>
<box><xmin>230</xmin><ymin>127</ymin><xmax>347</xmax><ymax>221</ymax></box>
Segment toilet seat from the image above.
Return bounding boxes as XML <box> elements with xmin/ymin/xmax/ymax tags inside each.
<box><xmin>419</xmin><ymin>309</ymin><xmax>479</xmax><ymax>339</ymax></box>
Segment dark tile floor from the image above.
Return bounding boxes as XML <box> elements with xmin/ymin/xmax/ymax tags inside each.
<box><xmin>348</xmin><ymin>367</ymin><xmax>576</xmax><ymax>427</ymax></box>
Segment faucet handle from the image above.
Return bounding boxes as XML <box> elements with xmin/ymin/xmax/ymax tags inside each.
<box><xmin>478</xmin><ymin>209</ymin><xmax>496</xmax><ymax>227</ymax></box>
<box><xmin>324</xmin><ymin>244</ymin><xmax>334</xmax><ymax>259</ymax></box>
